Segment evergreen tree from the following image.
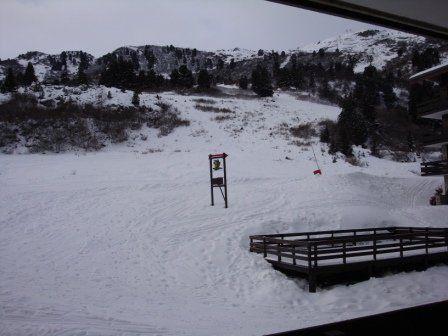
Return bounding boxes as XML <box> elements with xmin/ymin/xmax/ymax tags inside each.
<box><xmin>130</xmin><ymin>51</ymin><xmax>140</xmax><ymax>70</ymax></box>
<box><xmin>60</xmin><ymin>51</ymin><xmax>67</xmax><ymax>70</ymax></box>
<box><xmin>239</xmin><ymin>75</ymin><xmax>248</xmax><ymax>90</ymax></box>
<box><xmin>23</xmin><ymin>62</ymin><xmax>37</xmax><ymax>86</ymax></box>
<box><xmin>100</xmin><ymin>57</ymin><xmax>135</xmax><ymax>88</ymax></box>
<box><xmin>197</xmin><ymin>69</ymin><xmax>211</xmax><ymax>89</ymax></box>
<box><xmin>77</xmin><ymin>64</ymin><xmax>88</xmax><ymax>85</ymax></box>
<box><xmin>60</xmin><ymin>70</ymin><xmax>69</xmax><ymax>85</ymax></box>
<box><xmin>308</xmin><ymin>76</ymin><xmax>316</xmax><ymax>93</ymax></box>
<box><xmin>78</xmin><ymin>52</ymin><xmax>89</xmax><ymax>72</ymax></box>
<box><xmin>354</xmin><ymin>65</ymin><xmax>380</xmax><ymax>122</ymax></box>
<box><xmin>338</xmin><ymin>96</ymin><xmax>368</xmax><ymax>146</ymax></box>
<box><xmin>170</xmin><ymin>68</ymin><xmax>180</xmax><ymax>86</ymax></box>
<box><xmin>381</xmin><ymin>81</ymin><xmax>397</xmax><ymax>109</ymax></box>
<box><xmin>144</xmin><ymin>47</ymin><xmax>157</xmax><ymax>69</ymax></box>
<box><xmin>177</xmin><ymin>65</ymin><xmax>194</xmax><ymax>88</ymax></box>
<box><xmin>276</xmin><ymin>68</ymin><xmax>290</xmax><ymax>88</ymax></box>
<box><xmin>107</xmin><ymin>91</ymin><xmax>112</xmax><ymax>99</ymax></box>
<box><xmin>319</xmin><ymin>77</ymin><xmax>336</xmax><ymax>102</ymax></box>
<box><xmin>1</xmin><ymin>68</ymin><xmax>17</xmax><ymax>93</ymax></box>
<box><xmin>251</xmin><ymin>64</ymin><xmax>273</xmax><ymax>97</ymax></box>
<box><xmin>132</xmin><ymin>90</ymin><xmax>140</xmax><ymax>106</ymax></box>
<box><xmin>319</xmin><ymin>125</ymin><xmax>330</xmax><ymax>143</ymax></box>
<box><xmin>407</xmin><ymin>132</ymin><xmax>415</xmax><ymax>152</ymax></box>
<box><xmin>217</xmin><ymin>58</ymin><xmax>224</xmax><ymax>70</ymax></box>
<box><xmin>229</xmin><ymin>58</ymin><xmax>236</xmax><ymax>69</ymax></box>
<box><xmin>338</xmin><ymin>128</ymin><xmax>353</xmax><ymax>157</ymax></box>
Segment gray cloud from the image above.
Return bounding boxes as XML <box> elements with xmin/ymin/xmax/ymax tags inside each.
<box><xmin>0</xmin><ymin>0</ymin><xmax>378</xmax><ymax>59</ymax></box>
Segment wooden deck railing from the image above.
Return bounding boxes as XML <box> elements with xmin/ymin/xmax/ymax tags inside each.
<box><xmin>416</xmin><ymin>95</ymin><xmax>448</xmax><ymax>117</ymax></box>
<box><xmin>249</xmin><ymin>227</ymin><xmax>448</xmax><ymax>292</ymax></box>
<box><xmin>421</xmin><ymin>160</ymin><xmax>448</xmax><ymax>176</ymax></box>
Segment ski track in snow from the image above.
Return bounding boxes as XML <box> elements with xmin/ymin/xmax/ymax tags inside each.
<box><xmin>1</xmin><ymin>90</ymin><xmax>448</xmax><ymax>335</ymax></box>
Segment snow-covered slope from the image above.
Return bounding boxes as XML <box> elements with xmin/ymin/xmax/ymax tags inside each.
<box><xmin>1</xmin><ymin>87</ymin><xmax>447</xmax><ymax>335</ymax></box>
<box><xmin>302</xmin><ymin>29</ymin><xmax>428</xmax><ymax>72</ymax></box>
<box><xmin>214</xmin><ymin>47</ymin><xmax>260</xmax><ymax>63</ymax></box>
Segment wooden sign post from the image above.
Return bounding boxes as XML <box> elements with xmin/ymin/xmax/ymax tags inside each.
<box><xmin>209</xmin><ymin>153</ymin><xmax>228</xmax><ymax>208</ymax></box>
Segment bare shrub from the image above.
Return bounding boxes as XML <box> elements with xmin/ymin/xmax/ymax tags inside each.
<box><xmin>192</xmin><ymin>98</ymin><xmax>216</xmax><ymax>105</ymax></box>
<box><xmin>0</xmin><ymin>94</ymin><xmax>190</xmax><ymax>152</ymax></box>
<box><xmin>214</xmin><ymin>114</ymin><xmax>235</xmax><ymax>122</ymax></box>
<box><xmin>195</xmin><ymin>104</ymin><xmax>233</xmax><ymax>113</ymax></box>
<box><xmin>142</xmin><ymin>148</ymin><xmax>163</xmax><ymax>154</ymax></box>
<box><xmin>289</xmin><ymin>122</ymin><xmax>317</xmax><ymax>139</ymax></box>
<box><xmin>289</xmin><ymin>139</ymin><xmax>312</xmax><ymax>147</ymax></box>
<box><xmin>152</xmin><ymin>102</ymin><xmax>190</xmax><ymax>136</ymax></box>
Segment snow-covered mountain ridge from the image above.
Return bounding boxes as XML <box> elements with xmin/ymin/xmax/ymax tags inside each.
<box><xmin>1</xmin><ymin>28</ymin><xmax>446</xmax><ymax>83</ymax></box>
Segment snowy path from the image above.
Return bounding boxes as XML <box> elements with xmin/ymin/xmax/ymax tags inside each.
<box><xmin>1</xmin><ymin>92</ymin><xmax>448</xmax><ymax>335</ymax></box>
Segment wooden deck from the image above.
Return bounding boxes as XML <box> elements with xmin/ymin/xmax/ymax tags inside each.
<box><xmin>421</xmin><ymin>159</ymin><xmax>448</xmax><ymax>176</ymax></box>
<box><xmin>249</xmin><ymin>227</ymin><xmax>448</xmax><ymax>292</ymax></box>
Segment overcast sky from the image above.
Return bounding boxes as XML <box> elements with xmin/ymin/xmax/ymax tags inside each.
<box><xmin>0</xmin><ymin>0</ymin><xmax>378</xmax><ymax>59</ymax></box>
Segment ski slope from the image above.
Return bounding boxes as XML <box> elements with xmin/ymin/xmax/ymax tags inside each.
<box><xmin>1</xmin><ymin>89</ymin><xmax>448</xmax><ymax>335</ymax></box>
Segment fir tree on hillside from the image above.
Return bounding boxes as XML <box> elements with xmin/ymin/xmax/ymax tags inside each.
<box><xmin>381</xmin><ymin>82</ymin><xmax>397</xmax><ymax>109</ymax></box>
<box><xmin>23</xmin><ymin>62</ymin><xmax>37</xmax><ymax>86</ymax></box>
<box><xmin>77</xmin><ymin>65</ymin><xmax>88</xmax><ymax>85</ymax></box>
<box><xmin>354</xmin><ymin>65</ymin><xmax>380</xmax><ymax>122</ymax></box>
<box><xmin>144</xmin><ymin>47</ymin><xmax>157</xmax><ymax>69</ymax></box>
<box><xmin>60</xmin><ymin>70</ymin><xmax>69</xmax><ymax>85</ymax></box>
<box><xmin>78</xmin><ymin>52</ymin><xmax>90</xmax><ymax>72</ymax></box>
<box><xmin>170</xmin><ymin>68</ymin><xmax>180</xmax><ymax>86</ymax></box>
<box><xmin>197</xmin><ymin>69</ymin><xmax>211</xmax><ymax>89</ymax></box>
<box><xmin>319</xmin><ymin>125</ymin><xmax>330</xmax><ymax>143</ymax></box>
<box><xmin>251</xmin><ymin>64</ymin><xmax>273</xmax><ymax>97</ymax></box>
<box><xmin>77</xmin><ymin>53</ymin><xmax>89</xmax><ymax>85</ymax></box>
<box><xmin>1</xmin><ymin>68</ymin><xmax>17</xmax><ymax>93</ymax></box>
<box><xmin>100</xmin><ymin>57</ymin><xmax>136</xmax><ymax>88</ymax></box>
<box><xmin>177</xmin><ymin>65</ymin><xmax>194</xmax><ymax>88</ymax></box>
<box><xmin>238</xmin><ymin>75</ymin><xmax>248</xmax><ymax>90</ymax></box>
<box><xmin>217</xmin><ymin>58</ymin><xmax>224</xmax><ymax>70</ymax></box>
<box><xmin>132</xmin><ymin>90</ymin><xmax>140</xmax><ymax>106</ymax></box>
<box><xmin>60</xmin><ymin>51</ymin><xmax>67</xmax><ymax>70</ymax></box>
<box><xmin>337</xmin><ymin>97</ymin><xmax>368</xmax><ymax>146</ymax></box>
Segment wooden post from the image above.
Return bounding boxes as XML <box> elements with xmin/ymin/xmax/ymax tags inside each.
<box><xmin>277</xmin><ymin>243</ymin><xmax>281</xmax><ymax>262</ymax></box>
<box><xmin>209</xmin><ymin>153</ymin><xmax>228</xmax><ymax>208</ymax></box>
<box><xmin>307</xmin><ymin>243</ymin><xmax>312</xmax><ymax>269</ymax></box>
<box><xmin>223</xmin><ymin>154</ymin><xmax>228</xmax><ymax>208</ymax></box>
<box><xmin>263</xmin><ymin>237</ymin><xmax>267</xmax><ymax>258</ymax></box>
<box><xmin>373</xmin><ymin>229</ymin><xmax>377</xmax><ymax>261</ymax></box>
<box><xmin>209</xmin><ymin>156</ymin><xmax>214</xmax><ymax>206</ymax></box>
<box><xmin>292</xmin><ymin>244</ymin><xmax>296</xmax><ymax>265</ymax></box>
<box><xmin>444</xmin><ymin>230</ymin><xmax>448</xmax><ymax>255</ymax></box>
<box><xmin>400</xmin><ymin>237</ymin><xmax>403</xmax><ymax>258</ymax></box>
<box><xmin>308</xmin><ymin>272</ymin><xmax>316</xmax><ymax>293</ymax></box>
<box><xmin>343</xmin><ymin>241</ymin><xmax>347</xmax><ymax>264</ymax></box>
